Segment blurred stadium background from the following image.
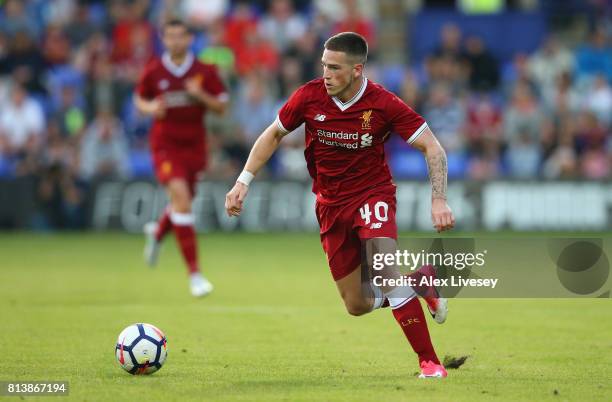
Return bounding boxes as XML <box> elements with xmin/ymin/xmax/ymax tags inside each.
<box><xmin>1</xmin><ymin>2</ymin><xmax>611</xmax><ymax>400</ymax></box>
<box><xmin>0</xmin><ymin>0</ymin><xmax>610</xmax><ymax>233</ymax></box>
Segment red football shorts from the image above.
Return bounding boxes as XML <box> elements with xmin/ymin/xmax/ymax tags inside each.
<box><xmin>316</xmin><ymin>185</ymin><xmax>398</xmax><ymax>281</ymax></box>
<box><xmin>152</xmin><ymin>146</ymin><xmax>206</xmax><ymax>196</ymax></box>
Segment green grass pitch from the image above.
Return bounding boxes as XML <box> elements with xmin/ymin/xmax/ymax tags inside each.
<box><xmin>0</xmin><ymin>232</ymin><xmax>610</xmax><ymax>401</ymax></box>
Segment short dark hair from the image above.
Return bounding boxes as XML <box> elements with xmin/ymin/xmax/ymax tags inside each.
<box><xmin>324</xmin><ymin>32</ymin><xmax>368</xmax><ymax>64</ymax></box>
<box><xmin>163</xmin><ymin>18</ymin><xmax>190</xmax><ymax>34</ymax></box>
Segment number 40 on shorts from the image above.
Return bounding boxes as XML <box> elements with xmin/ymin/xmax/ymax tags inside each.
<box><xmin>359</xmin><ymin>201</ymin><xmax>389</xmax><ymax>229</ymax></box>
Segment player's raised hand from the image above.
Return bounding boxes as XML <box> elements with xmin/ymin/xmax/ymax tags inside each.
<box><xmin>225</xmin><ymin>182</ymin><xmax>249</xmax><ymax>217</ymax></box>
<box><xmin>431</xmin><ymin>198</ymin><xmax>455</xmax><ymax>233</ymax></box>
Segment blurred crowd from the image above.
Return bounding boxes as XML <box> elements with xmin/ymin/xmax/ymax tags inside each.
<box><xmin>0</xmin><ymin>0</ymin><xmax>610</xmax><ymax>214</ymax></box>
<box><xmin>391</xmin><ymin>22</ymin><xmax>612</xmax><ymax>181</ymax></box>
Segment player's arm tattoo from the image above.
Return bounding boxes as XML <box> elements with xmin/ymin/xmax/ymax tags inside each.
<box><xmin>425</xmin><ymin>149</ymin><xmax>448</xmax><ymax>200</ymax></box>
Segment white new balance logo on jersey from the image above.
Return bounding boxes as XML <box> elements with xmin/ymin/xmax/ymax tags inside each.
<box><xmin>370</xmin><ymin>223</ymin><xmax>382</xmax><ymax>229</ymax></box>
<box><xmin>314</xmin><ymin>114</ymin><xmax>326</xmax><ymax>121</ymax></box>
<box><xmin>360</xmin><ymin>133</ymin><xmax>373</xmax><ymax>148</ymax></box>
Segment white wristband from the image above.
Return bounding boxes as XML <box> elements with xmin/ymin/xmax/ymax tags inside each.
<box><xmin>237</xmin><ymin>170</ymin><xmax>255</xmax><ymax>186</ymax></box>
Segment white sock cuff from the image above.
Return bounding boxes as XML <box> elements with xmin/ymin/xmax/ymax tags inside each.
<box><xmin>370</xmin><ymin>283</ymin><xmax>385</xmax><ymax>310</ymax></box>
<box><xmin>385</xmin><ymin>285</ymin><xmax>416</xmax><ymax>310</ymax></box>
<box><xmin>388</xmin><ymin>296</ymin><xmax>414</xmax><ymax>310</ymax></box>
<box><xmin>170</xmin><ymin>211</ymin><xmax>195</xmax><ymax>226</ymax></box>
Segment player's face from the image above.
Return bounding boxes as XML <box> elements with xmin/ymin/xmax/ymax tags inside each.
<box><xmin>321</xmin><ymin>49</ymin><xmax>362</xmax><ymax>98</ymax></box>
<box><xmin>162</xmin><ymin>26</ymin><xmax>192</xmax><ymax>58</ymax></box>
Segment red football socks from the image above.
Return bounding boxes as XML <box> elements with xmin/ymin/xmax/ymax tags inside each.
<box><xmin>170</xmin><ymin>212</ymin><xmax>200</xmax><ymax>274</ymax></box>
<box><xmin>155</xmin><ymin>208</ymin><xmax>173</xmax><ymax>242</ymax></box>
<box><xmin>392</xmin><ymin>297</ymin><xmax>440</xmax><ymax>365</ymax></box>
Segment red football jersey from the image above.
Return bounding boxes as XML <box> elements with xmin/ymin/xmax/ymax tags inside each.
<box><xmin>277</xmin><ymin>78</ymin><xmax>428</xmax><ymax>205</ymax></box>
<box><xmin>136</xmin><ymin>52</ymin><xmax>227</xmax><ymax>150</ymax></box>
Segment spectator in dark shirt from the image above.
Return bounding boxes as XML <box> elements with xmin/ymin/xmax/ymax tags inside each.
<box><xmin>432</xmin><ymin>23</ymin><xmax>464</xmax><ymax>62</ymax></box>
<box><xmin>4</xmin><ymin>30</ymin><xmax>47</xmax><ymax>94</ymax></box>
<box><xmin>464</xmin><ymin>36</ymin><xmax>499</xmax><ymax>91</ymax></box>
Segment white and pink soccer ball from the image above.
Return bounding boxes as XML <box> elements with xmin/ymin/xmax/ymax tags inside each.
<box><xmin>115</xmin><ymin>323</ymin><xmax>168</xmax><ymax>375</ymax></box>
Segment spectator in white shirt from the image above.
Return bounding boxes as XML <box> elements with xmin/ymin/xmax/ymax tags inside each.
<box><xmin>0</xmin><ymin>84</ymin><xmax>45</xmax><ymax>172</ymax></box>
<box><xmin>258</xmin><ymin>0</ymin><xmax>307</xmax><ymax>53</ymax></box>
<box><xmin>79</xmin><ymin>109</ymin><xmax>130</xmax><ymax>180</ymax></box>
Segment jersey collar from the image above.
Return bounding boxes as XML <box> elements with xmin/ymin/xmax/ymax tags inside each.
<box><xmin>161</xmin><ymin>51</ymin><xmax>194</xmax><ymax>77</ymax></box>
<box><xmin>331</xmin><ymin>77</ymin><xmax>368</xmax><ymax>112</ymax></box>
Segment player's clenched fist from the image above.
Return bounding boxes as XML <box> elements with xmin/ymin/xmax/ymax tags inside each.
<box><xmin>431</xmin><ymin>198</ymin><xmax>455</xmax><ymax>233</ymax></box>
<box><xmin>225</xmin><ymin>182</ymin><xmax>249</xmax><ymax>217</ymax></box>
<box><xmin>150</xmin><ymin>97</ymin><xmax>166</xmax><ymax>119</ymax></box>
<box><xmin>185</xmin><ymin>76</ymin><xmax>203</xmax><ymax>98</ymax></box>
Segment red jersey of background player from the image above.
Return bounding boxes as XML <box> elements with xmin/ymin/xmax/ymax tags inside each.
<box><xmin>136</xmin><ymin>52</ymin><xmax>227</xmax><ymax>152</ymax></box>
<box><xmin>276</xmin><ymin>77</ymin><xmax>428</xmax><ymax>205</ymax></box>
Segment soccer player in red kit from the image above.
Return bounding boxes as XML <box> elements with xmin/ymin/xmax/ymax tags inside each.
<box><xmin>225</xmin><ymin>32</ymin><xmax>455</xmax><ymax>378</ymax></box>
<box><xmin>135</xmin><ymin>19</ymin><xmax>228</xmax><ymax>297</ymax></box>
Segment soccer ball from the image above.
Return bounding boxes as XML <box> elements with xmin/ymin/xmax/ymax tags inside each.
<box><xmin>115</xmin><ymin>323</ymin><xmax>168</xmax><ymax>375</ymax></box>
